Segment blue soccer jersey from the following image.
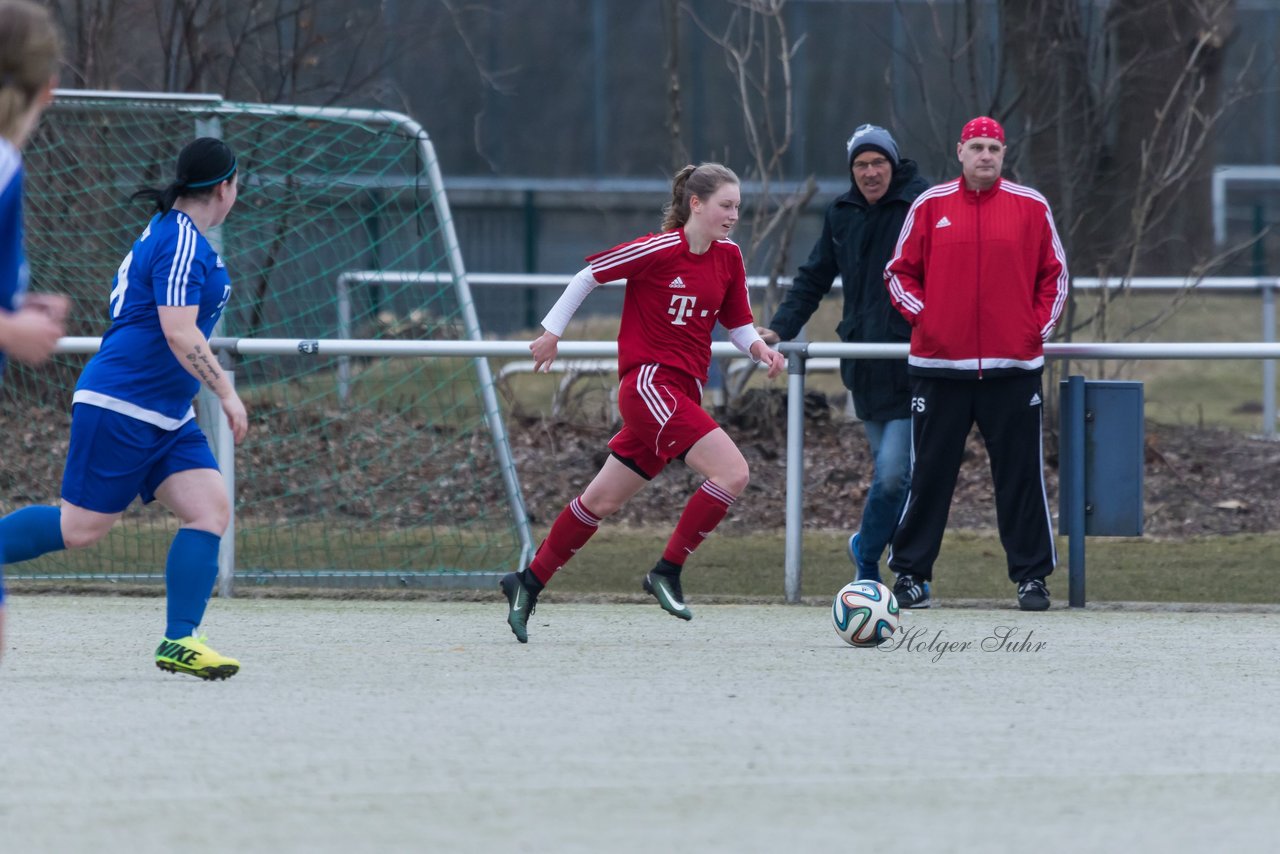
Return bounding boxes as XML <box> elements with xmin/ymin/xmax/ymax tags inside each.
<box><xmin>74</xmin><ymin>209</ymin><xmax>231</xmax><ymax>429</ymax></box>
<box><xmin>0</xmin><ymin>138</ymin><xmax>31</xmax><ymax>376</ymax></box>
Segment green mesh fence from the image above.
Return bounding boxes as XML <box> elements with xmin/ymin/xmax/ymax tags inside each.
<box><xmin>5</xmin><ymin>93</ymin><xmax>531</xmax><ymax>588</ymax></box>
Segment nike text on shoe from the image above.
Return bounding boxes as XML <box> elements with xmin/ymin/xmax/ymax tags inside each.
<box><xmin>500</xmin><ymin>572</ymin><xmax>539</xmax><ymax>643</ymax></box>
<box><xmin>892</xmin><ymin>573</ymin><xmax>932</xmax><ymax>609</ymax></box>
<box><xmin>643</xmin><ymin>568</ymin><xmax>693</xmax><ymax>621</ymax></box>
<box><xmin>154</xmin><ymin>635</ymin><xmax>240</xmax><ymax>680</ymax></box>
<box><xmin>1017</xmin><ymin>577</ymin><xmax>1051</xmax><ymax>611</ymax></box>
<box><xmin>847</xmin><ymin>532</ymin><xmax>881</xmax><ymax>584</ymax></box>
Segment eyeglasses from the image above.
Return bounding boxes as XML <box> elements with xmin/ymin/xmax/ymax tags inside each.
<box><xmin>852</xmin><ymin>157</ymin><xmax>891</xmax><ymax>172</ymax></box>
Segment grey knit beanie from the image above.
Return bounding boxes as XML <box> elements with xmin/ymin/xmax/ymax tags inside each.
<box><xmin>846</xmin><ymin>124</ymin><xmax>900</xmax><ymax>168</ymax></box>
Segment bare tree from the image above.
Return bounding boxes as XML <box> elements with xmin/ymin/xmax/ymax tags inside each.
<box><xmin>54</xmin><ymin>0</ymin><xmax>126</xmax><ymax>88</ymax></box>
<box><xmin>1007</xmin><ymin>0</ymin><xmax>1248</xmax><ymax>383</ymax></box>
<box><xmin>52</xmin><ymin>0</ymin><xmax>396</xmax><ymax>102</ymax></box>
<box><xmin>154</xmin><ymin>1</ymin><xmax>390</xmax><ymax>103</ymax></box>
<box><xmin>684</xmin><ymin>0</ymin><xmax>817</xmax><ymax>402</ymax></box>
<box><xmin>1003</xmin><ymin>0</ymin><xmax>1243</xmax><ymax>278</ymax></box>
<box><xmin>676</xmin><ymin>0</ymin><xmax>817</xmax><ymax>404</ymax></box>
<box><xmin>662</xmin><ymin>0</ymin><xmax>688</xmax><ymax>171</ymax></box>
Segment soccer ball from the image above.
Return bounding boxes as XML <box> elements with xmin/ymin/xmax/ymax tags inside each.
<box><xmin>832</xmin><ymin>580</ymin><xmax>900</xmax><ymax>647</ymax></box>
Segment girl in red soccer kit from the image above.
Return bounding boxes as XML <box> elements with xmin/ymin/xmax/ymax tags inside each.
<box><xmin>499</xmin><ymin>163</ymin><xmax>785</xmax><ymax>643</ymax></box>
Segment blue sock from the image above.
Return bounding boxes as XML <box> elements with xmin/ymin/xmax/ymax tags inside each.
<box><xmin>164</xmin><ymin>528</ymin><xmax>222</xmax><ymax>640</ymax></box>
<box><xmin>0</xmin><ymin>505</ymin><xmax>66</xmax><ymax>564</ymax></box>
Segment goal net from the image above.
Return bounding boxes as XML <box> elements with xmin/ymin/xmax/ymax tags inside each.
<box><xmin>5</xmin><ymin>91</ymin><xmax>531</xmax><ymax>589</ymax></box>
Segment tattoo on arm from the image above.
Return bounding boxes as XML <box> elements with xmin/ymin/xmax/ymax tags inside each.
<box><xmin>185</xmin><ymin>342</ymin><xmax>224</xmax><ymax>390</ymax></box>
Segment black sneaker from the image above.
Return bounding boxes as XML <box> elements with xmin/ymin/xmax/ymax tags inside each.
<box><xmin>1017</xmin><ymin>577</ymin><xmax>1051</xmax><ymax>611</ymax></box>
<box><xmin>499</xmin><ymin>571</ymin><xmax>541</xmax><ymax>643</ymax></box>
<box><xmin>642</xmin><ymin>560</ymin><xmax>693</xmax><ymax>621</ymax></box>
<box><xmin>892</xmin><ymin>572</ymin><xmax>931</xmax><ymax>609</ymax></box>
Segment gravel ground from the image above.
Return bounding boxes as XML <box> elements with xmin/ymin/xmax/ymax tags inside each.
<box><xmin>1</xmin><ymin>595</ymin><xmax>1278</xmax><ymax>853</ymax></box>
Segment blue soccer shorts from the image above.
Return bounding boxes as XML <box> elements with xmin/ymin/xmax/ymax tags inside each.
<box><xmin>61</xmin><ymin>404</ymin><xmax>219</xmax><ymax>514</ymax></box>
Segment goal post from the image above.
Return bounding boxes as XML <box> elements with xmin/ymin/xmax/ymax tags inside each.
<box><xmin>6</xmin><ymin>90</ymin><xmax>533</xmax><ymax>589</ymax></box>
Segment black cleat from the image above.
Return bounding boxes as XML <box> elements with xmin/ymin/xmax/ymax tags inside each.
<box><xmin>643</xmin><ymin>562</ymin><xmax>693</xmax><ymax>621</ymax></box>
<box><xmin>500</xmin><ymin>572</ymin><xmax>541</xmax><ymax>642</ymax></box>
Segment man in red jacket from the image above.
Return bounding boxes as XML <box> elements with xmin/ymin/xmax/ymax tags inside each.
<box><xmin>883</xmin><ymin>116</ymin><xmax>1069</xmax><ymax>611</ymax></box>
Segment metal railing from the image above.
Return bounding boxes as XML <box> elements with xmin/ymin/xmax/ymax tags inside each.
<box><xmin>352</xmin><ymin>271</ymin><xmax>1280</xmax><ymax>435</ymax></box>
<box><xmin>53</xmin><ymin>337</ymin><xmax>1280</xmax><ymax>601</ymax></box>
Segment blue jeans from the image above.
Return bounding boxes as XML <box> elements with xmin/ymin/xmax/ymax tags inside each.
<box><xmin>858</xmin><ymin>417</ymin><xmax>912</xmax><ymax>563</ymax></box>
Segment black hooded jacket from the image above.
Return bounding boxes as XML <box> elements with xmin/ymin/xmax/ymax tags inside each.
<box><xmin>768</xmin><ymin>159</ymin><xmax>930</xmax><ymax>421</ymax></box>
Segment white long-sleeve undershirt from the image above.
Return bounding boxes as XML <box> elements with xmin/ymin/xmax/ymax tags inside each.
<box><xmin>540</xmin><ymin>266</ymin><xmax>601</xmax><ymax>336</ymax></box>
<box><xmin>727</xmin><ymin>323</ymin><xmax>765</xmax><ymax>361</ymax></box>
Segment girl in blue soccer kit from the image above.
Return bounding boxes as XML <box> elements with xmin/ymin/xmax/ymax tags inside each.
<box><xmin>0</xmin><ymin>0</ymin><xmax>70</xmax><ymax>665</ymax></box>
<box><xmin>0</xmin><ymin>136</ymin><xmax>248</xmax><ymax>679</ymax></box>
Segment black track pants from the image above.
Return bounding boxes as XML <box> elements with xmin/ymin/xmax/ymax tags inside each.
<box><xmin>887</xmin><ymin>373</ymin><xmax>1056</xmax><ymax>584</ymax></box>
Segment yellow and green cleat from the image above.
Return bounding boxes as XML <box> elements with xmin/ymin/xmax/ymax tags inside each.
<box><xmin>155</xmin><ymin>635</ymin><xmax>240</xmax><ymax>680</ymax></box>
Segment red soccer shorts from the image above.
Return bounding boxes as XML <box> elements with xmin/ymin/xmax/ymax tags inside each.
<box><xmin>608</xmin><ymin>363</ymin><xmax>719</xmax><ymax>479</ymax></box>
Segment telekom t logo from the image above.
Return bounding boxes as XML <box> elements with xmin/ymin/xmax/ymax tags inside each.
<box><xmin>668</xmin><ymin>294</ymin><xmax>697</xmax><ymax>325</ymax></box>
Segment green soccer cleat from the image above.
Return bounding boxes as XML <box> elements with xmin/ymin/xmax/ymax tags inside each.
<box><xmin>500</xmin><ymin>572</ymin><xmax>540</xmax><ymax>643</ymax></box>
<box><xmin>643</xmin><ymin>565</ymin><xmax>693</xmax><ymax>621</ymax></box>
<box><xmin>155</xmin><ymin>635</ymin><xmax>241</xmax><ymax>680</ymax></box>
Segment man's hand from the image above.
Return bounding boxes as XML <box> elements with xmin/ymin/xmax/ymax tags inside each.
<box><xmin>529</xmin><ymin>331</ymin><xmax>560</xmax><ymax>373</ymax></box>
<box><xmin>756</xmin><ymin>326</ymin><xmax>781</xmax><ymax>345</ymax></box>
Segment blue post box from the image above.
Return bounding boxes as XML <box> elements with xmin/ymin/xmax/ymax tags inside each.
<box><xmin>1058</xmin><ymin>377</ymin><xmax>1145</xmax><ymax>607</ymax></box>
<box><xmin>1059</xmin><ymin>380</ymin><xmax>1144</xmax><ymax>536</ymax></box>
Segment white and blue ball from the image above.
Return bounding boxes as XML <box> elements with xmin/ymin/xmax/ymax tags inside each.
<box><xmin>832</xmin><ymin>580</ymin><xmax>900</xmax><ymax>647</ymax></box>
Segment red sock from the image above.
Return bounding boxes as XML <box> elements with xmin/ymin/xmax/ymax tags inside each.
<box><xmin>529</xmin><ymin>496</ymin><xmax>602</xmax><ymax>584</ymax></box>
<box><xmin>662</xmin><ymin>480</ymin><xmax>736</xmax><ymax>566</ymax></box>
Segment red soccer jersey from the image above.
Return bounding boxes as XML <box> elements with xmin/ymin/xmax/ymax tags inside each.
<box><xmin>587</xmin><ymin>228</ymin><xmax>754</xmax><ymax>383</ymax></box>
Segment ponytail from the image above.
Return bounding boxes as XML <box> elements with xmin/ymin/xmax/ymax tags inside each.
<box><xmin>660</xmin><ymin>162</ymin><xmax>740</xmax><ymax>232</ymax></box>
<box><xmin>130</xmin><ymin>184</ymin><xmax>184</xmax><ymax>216</ymax></box>
<box><xmin>660</xmin><ymin>165</ymin><xmax>697</xmax><ymax>232</ymax></box>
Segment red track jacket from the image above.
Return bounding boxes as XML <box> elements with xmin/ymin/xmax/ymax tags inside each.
<box><xmin>884</xmin><ymin>176</ymin><xmax>1069</xmax><ymax>378</ymax></box>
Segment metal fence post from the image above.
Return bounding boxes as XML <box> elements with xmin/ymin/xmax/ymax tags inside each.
<box><xmin>1263</xmin><ymin>278</ymin><xmax>1276</xmax><ymax>438</ymax></box>
<box><xmin>1064</xmin><ymin>375</ymin><xmax>1087</xmax><ymax>608</ymax></box>
<box><xmin>783</xmin><ymin>347</ymin><xmax>807</xmax><ymax>603</ymax></box>
<box><xmin>196</xmin><ymin>373</ymin><xmax>237</xmax><ymax>598</ymax></box>
<box><xmin>337</xmin><ymin>274</ymin><xmax>352</xmax><ymax>405</ymax></box>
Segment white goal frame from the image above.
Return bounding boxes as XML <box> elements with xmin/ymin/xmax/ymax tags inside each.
<box><xmin>45</xmin><ymin>91</ymin><xmax>536</xmax><ymax>586</ymax></box>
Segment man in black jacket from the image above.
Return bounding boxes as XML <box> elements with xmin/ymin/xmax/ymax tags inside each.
<box><xmin>758</xmin><ymin>124</ymin><xmax>930</xmax><ymax>585</ymax></box>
